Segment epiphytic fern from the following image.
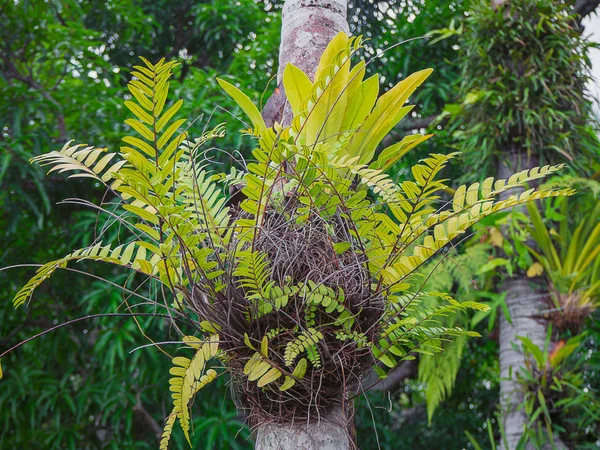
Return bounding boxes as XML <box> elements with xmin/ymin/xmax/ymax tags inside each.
<box><xmin>32</xmin><ymin>141</ymin><xmax>126</xmax><ymax>188</ymax></box>
<box><xmin>5</xmin><ymin>32</ymin><xmax>576</xmax><ymax>446</ymax></box>
<box><xmin>163</xmin><ymin>335</ymin><xmax>219</xmax><ymax>447</ymax></box>
<box><xmin>284</xmin><ymin>328</ymin><xmax>324</xmax><ymax>366</ymax></box>
<box><xmin>13</xmin><ymin>242</ymin><xmax>155</xmax><ymax>308</ymax></box>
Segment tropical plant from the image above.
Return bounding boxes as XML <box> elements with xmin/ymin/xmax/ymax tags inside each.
<box><xmin>468</xmin><ymin>331</ymin><xmax>600</xmax><ymax>449</ymax></box>
<box><xmin>438</xmin><ymin>1</ymin><xmax>600</xmax><ymax>446</ymax></box>
<box><xmin>525</xmin><ymin>195</ymin><xmax>600</xmax><ymax>330</ymax></box>
<box><xmin>416</xmin><ymin>240</ymin><xmax>493</xmax><ymax>421</ymax></box>
<box><xmin>446</xmin><ymin>0</ymin><xmax>600</xmax><ymax>179</ymax></box>
<box><xmin>0</xmin><ymin>33</ymin><xmax>574</xmax><ymax>448</ymax></box>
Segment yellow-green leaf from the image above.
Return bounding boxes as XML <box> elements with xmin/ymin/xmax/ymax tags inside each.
<box><xmin>157</xmin><ymin>118</ymin><xmax>186</xmax><ymax>149</ymax></box>
<box><xmin>371</xmin><ymin>134</ymin><xmax>433</xmax><ymax>172</ymax></box>
<box><xmin>217</xmin><ymin>78</ymin><xmax>266</xmax><ymax>136</ymax></box>
<box><xmin>283</xmin><ymin>63</ymin><xmax>313</xmax><ymax>116</ymax></box>
<box><xmin>156</xmin><ymin>99</ymin><xmax>183</xmax><ymax>132</ymax></box>
<box><xmin>257</xmin><ymin>367</ymin><xmax>282</xmax><ymax>387</ymax></box>
<box><xmin>279</xmin><ymin>376</ymin><xmax>296</xmax><ymax>391</ymax></box>
<box><xmin>183</xmin><ymin>336</ymin><xmax>203</xmax><ymax>349</ymax></box>
<box><xmin>527</xmin><ymin>262</ymin><xmax>544</xmax><ymax>278</ymax></box>
<box><xmin>341</xmin><ymin>72</ymin><xmax>377</xmax><ymax>132</ymax></box>
<box><xmin>248</xmin><ymin>360</ymin><xmax>271</xmax><ymax>381</ymax></box>
<box><xmin>123</xmin><ymin>204</ymin><xmax>160</xmax><ymax>225</ymax></box>
<box><xmin>124</xmin><ymin>100</ymin><xmax>153</xmax><ymax>125</ymax></box>
<box><xmin>125</xmin><ymin>119</ymin><xmax>154</xmax><ymax>141</ymax></box>
<box><xmin>292</xmin><ymin>358</ymin><xmax>307</xmax><ymax>378</ymax></box>
<box><xmin>261</xmin><ymin>335</ymin><xmax>269</xmax><ymax>357</ymax></box>
<box><xmin>244</xmin><ymin>333</ymin><xmax>256</xmax><ymax>350</ymax></box>
<box><xmin>122</xmin><ymin>136</ymin><xmax>156</xmax><ymax>157</ymax></box>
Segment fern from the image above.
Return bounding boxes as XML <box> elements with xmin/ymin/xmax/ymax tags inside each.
<box><xmin>234</xmin><ymin>250</ymin><xmax>272</xmax><ymax>300</ymax></box>
<box><xmin>159</xmin><ymin>409</ymin><xmax>178</xmax><ymax>450</ymax></box>
<box><xmin>419</xmin><ymin>336</ymin><xmax>467</xmax><ymax>423</ymax></box>
<box><xmin>284</xmin><ymin>328</ymin><xmax>324</xmax><ymax>366</ymax></box>
<box><xmin>164</xmin><ymin>335</ymin><xmax>219</xmax><ymax>446</ymax></box>
<box><xmin>13</xmin><ymin>242</ymin><xmax>155</xmax><ymax>308</ymax></box>
<box><xmin>31</xmin><ymin>141</ymin><xmax>126</xmax><ymax>188</ymax></box>
<box><xmin>6</xmin><ymin>33</ymin><xmax>578</xmax><ymax>443</ymax></box>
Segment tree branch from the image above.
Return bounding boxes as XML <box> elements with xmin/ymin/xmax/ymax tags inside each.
<box><xmin>133</xmin><ymin>392</ymin><xmax>163</xmax><ymax>441</ymax></box>
<box><xmin>1</xmin><ymin>50</ymin><xmax>67</xmax><ymax>142</ymax></box>
<box><xmin>361</xmin><ymin>359</ymin><xmax>418</xmax><ymax>393</ymax></box>
<box><xmin>396</xmin><ymin>115</ymin><xmax>438</xmax><ymax>131</ymax></box>
<box><xmin>574</xmin><ymin>0</ymin><xmax>600</xmax><ymax>20</ymax></box>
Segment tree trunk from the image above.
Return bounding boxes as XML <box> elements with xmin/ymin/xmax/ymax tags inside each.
<box><xmin>254</xmin><ymin>1</ymin><xmax>351</xmax><ymax>448</ymax></box>
<box><xmin>498</xmin><ymin>278</ymin><xmax>548</xmax><ymax>449</ymax></box>
<box><xmin>255</xmin><ymin>406</ymin><xmax>352</xmax><ymax>450</ymax></box>
<box><xmin>263</xmin><ymin>0</ymin><xmax>349</xmax><ymax>127</ymax></box>
<box><xmin>278</xmin><ymin>0</ymin><xmax>349</xmax><ymax>82</ymax></box>
<box><xmin>497</xmin><ymin>157</ymin><xmax>566</xmax><ymax>450</ymax></box>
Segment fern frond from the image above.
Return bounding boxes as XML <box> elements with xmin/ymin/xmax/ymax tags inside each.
<box><xmin>243</xmin><ymin>349</ymin><xmax>284</xmax><ymax>387</ymax></box>
<box><xmin>452</xmin><ymin>164</ymin><xmax>566</xmax><ymax>212</ymax></box>
<box><xmin>373</xmin><ymin>293</ymin><xmax>484</xmax><ymax>370</ymax></box>
<box><xmin>159</xmin><ymin>408</ymin><xmax>178</xmax><ymax>450</ymax></box>
<box><xmin>419</xmin><ymin>336</ymin><xmax>467</xmax><ymax>423</ymax></box>
<box><xmin>284</xmin><ymin>328</ymin><xmax>324</xmax><ymax>366</ymax></box>
<box><xmin>234</xmin><ymin>250</ymin><xmax>273</xmax><ymax>299</ymax></box>
<box><xmin>12</xmin><ymin>242</ymin><xmax>157</xmax><ymax>308</ymax></box>
<box><xmin>301</xmin><ymin>281</ymin><xmax>346</xmax><ymax>314</ymax></box>
<box><xmin>31</xmin><ymin>140</ymin><xmax>126</xmax><ymax>187</ymax></box>
<box><xmin>167</xmin><ymin>335</ymin><xmax>219</xmax><ymax>445</ymax></box>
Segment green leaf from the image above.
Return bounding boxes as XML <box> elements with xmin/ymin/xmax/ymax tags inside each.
<box><xmin>283</xmin><ymin>63</ymin><xmax>313</xmax><ymax>117</ymax></box>
<box><xmin>156</xmin><ymin>99</ymin><xmax>183</xmax><ymax>132</ymax></box>
<box><xmin>124</xmin><ymin>101</ymin><xmax>153</xmax><ymax>125</ymax></box>
<box><xmin>217</xmin><ymin>78</ymin><xmax>266</xmax><ymax>135</ymax></box>
<box><xmin>257</xmin><ymin>367</ymin><xmax>282</xmax><ymax>387</ymax></box>
<box><xmin>261</xmin><ymin>336</ymin><xmax>269</xmax><ymax>357</ymax></box>
<box><xmin>333</xmin><ymin>242</ymin><xmax>351</xmax><ymax>254</ymax></box>
<box><xmin>371</xmin><ymin>134</ymin><xmax>433</xmax><ymax>172</ymax></box>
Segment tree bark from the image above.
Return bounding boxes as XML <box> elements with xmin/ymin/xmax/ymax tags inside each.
<box><xmin>497</xmin><ymin>156</ymin><xmax>566</xmax><ymax>450</ymax></box>
<box><xmin>255</xmin><ymin>406</ymin><xmax>352</xmax><ymax>450</ymax></box>
<box><xmin>255</xmin><ymin>1</ymin><xmax>351</xmax><ymax>448</ymax></box>
<box><xmin>278</xmin><ymin>0</ymin><xmax>349</xmax><ymax>82</ymax></box>
<box><xmin>498</xmin><ymin>277</ymin><xmax>549</xmax><ymax>449</ymax></box>
<box><xmin>263</xmin><ymin>0</ymin><xmax>349</xmax><ymax>127</ymax></box>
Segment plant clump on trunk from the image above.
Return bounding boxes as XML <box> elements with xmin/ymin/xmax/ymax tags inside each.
<box><xmin>5</xmin><ymin>33</ymin><xmax>574</xmax><ymax>449</ymax></box>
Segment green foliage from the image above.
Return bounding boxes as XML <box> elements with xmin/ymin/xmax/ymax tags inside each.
<box><xmin>415</xmin><ymin>242</ymin><xmax>493</xmax><ymax>421</ymax></box>
<box><xmin>419</xmin><ymin>336</ymin><xmax>467</xmax><ymax>423</ymax></box>
<box><xmin>508</xmin><ymin>332</ymin><xmax>599</xmax><ymax>448</ymax></box>
<box><xmin>355</xmin><ymin>335</ymin><xmax>501</xmax><ymax>450</ymax></box>
<box><xmin>467</xmin><ymin>325</ymin><xmax>600</xmax><ymax>450</ymax></box>
<box><xmin>1</xmin><ymin>18</ymin><xmax>579</xmax><ymax>450</ymax></box>
<box><xmin>448</xmin><ymin>0</ymin><xmax>600</xmax><ymax>177</ymax></box>
<box><xmin>163</xmin><ymin>336</ymin><xmax>220</xmax><ymax>449</ymax></box>
<box><xmin>526</xmin><ymin>196</ymin><xmax>600</xmax><ymax>316</ymax></box>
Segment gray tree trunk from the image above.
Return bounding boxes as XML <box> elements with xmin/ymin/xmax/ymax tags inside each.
<box><xmin>255</xmin><ymin>1</ymin><xmax>351</xmax><ymax>448</ymax></box>
<box><xmin>497</xmin><ymin>158</ymin><xmax>566</xmax><ymax>450</ymax></box>
<box><xmin>255</xmin><ymin>407</ymin><xmax>351</xmax><ymax>450</ymax></box>
<box><xmin>278</xmin><ymin>0</ymin><xmax>349</xmax><ymax>82</ymax></box>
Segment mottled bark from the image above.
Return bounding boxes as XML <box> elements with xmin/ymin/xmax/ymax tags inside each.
<box><xmin>255</xmin><ymin>407</ymin><xmax>352</xmax><ymax>450</ymax></box>
<box><xmin>263</xmin><ymin>0</ymin><xmax>349</xmax><ymax>127</ymax></box>
<box><xmin>255</xmin><ymin>1</ymin><xmax>351</xmax><ymax>447</ymax></box>
<box><xmin>498</xmin><ymin>277</ymin><xmax>548</xmax><ymax>449</ymax></box>
<box><xmin>278</xmin><ymin>0</ymin><xmax>349</xmax><ymax>82</ymax></box>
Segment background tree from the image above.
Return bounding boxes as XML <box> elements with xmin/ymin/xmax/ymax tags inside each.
<box><xmin>447</xmin><ymin>1</ymin><xmax>600</xmax><ymax>447</ymax></box>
